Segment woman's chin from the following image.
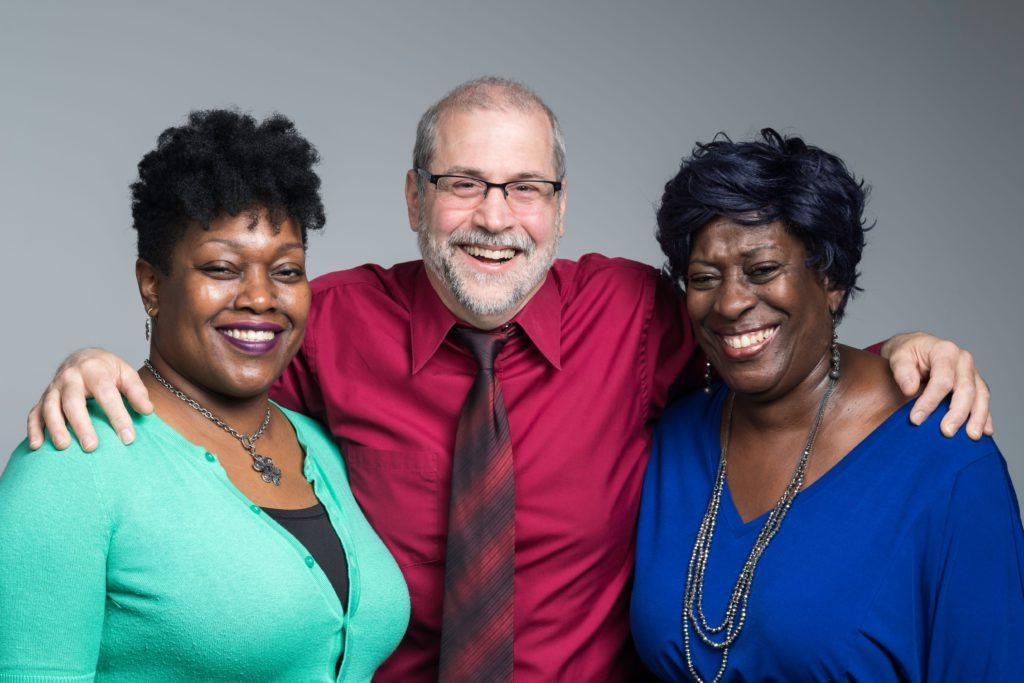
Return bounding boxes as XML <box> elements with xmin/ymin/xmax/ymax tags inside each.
<box><xmin>197</xmin><ymin>364</ymin><xmax>281</xmax><ymax>401</ymax></box>
<box><xmin>718</xmin><ymin>366</ymin><xmax>782</xmax><ymax>399</ymax></box>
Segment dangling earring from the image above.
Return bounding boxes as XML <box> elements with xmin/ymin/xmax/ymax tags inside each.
<box><xmin>829</xmin><ymin>318</ymin><xmax>841</xmax><ymax>380</ymax></box>
<box><xmin>704</xmin><ymin>359</ymin><xmax>713</xmax><ymax>394</ymax></box>
<box><xmin>145</xmin><ymin>306</ymin><xmax>156</xmax><ymax>341</ymax></box>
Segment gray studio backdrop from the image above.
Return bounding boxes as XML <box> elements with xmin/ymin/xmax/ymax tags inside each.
<box><xmin>1</xmin><ymin>1</ymin><xmax>1022</xmax><ymax>509</ymax></box>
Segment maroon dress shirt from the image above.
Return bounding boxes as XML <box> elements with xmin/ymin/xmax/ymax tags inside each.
<box><xmin>272</xmin><ymin>254</ymin><xmax>697</xmax><ymax>681</ymax></box>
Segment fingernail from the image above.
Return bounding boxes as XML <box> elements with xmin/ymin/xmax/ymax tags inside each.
<box><xmin>29</xmin><ymin>438</ymin><xmax>41</xmax><ymax>450</ymax></box>
<box><xmin>119</xmin><ymin>429</ymin><xmax>135</xmax><ymax>444</ymax></box>
<box><xmin>911</xmin><ymin>411</ymin><xmax>925</xmax><ymax>425</ymax></box>
<box><xmin>941</xmin><ymin>422</ymin><xmax>955</xmax><ymax>437</ymax></box>
<box><xmin>55</xmin><ymin>437</ymin><xmax>69</xmax><ymax>449</ymax></box>
<box><xmin>967</xmin><ymin>428</ymin><xmax>981</xmax><ymax>440</ymax></box>
<box><xmin>81</xmin><ymin>439</ymin><xmax>96</xmax><ymax>452</ymax></box>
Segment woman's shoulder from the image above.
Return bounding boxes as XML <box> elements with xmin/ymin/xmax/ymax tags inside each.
<box><xmin>658</xmin><ymin>385</ymin><xmax>724</xmax><ymax>439</ymax></box>
<box><xmin>0</xmin><ymin>401</ymin><xmax>147</xmax><ymax>522</ymax></box>
<box><xmin>5</xmin><ymin>400</ymin><xmax>144</xmax><ymax>472</ymax></box>
<box><xmin>841</xmin><ymin>348</ymin><xmax>998</xmax><ymax>482</ymax></box>
<box><xmin>860</xmin><ymin>399</ymin><xmax>1013</xmax><ymax>524</ymax></box>
<box><xmin>274</xmin><ymin>404</ymin><xmax>334</xmax><ymax>445</ymax></box>
<box><xmin>881</xmin><ymin>399</ymin><xmax>1001</xmax><ymax>473</ymax></box>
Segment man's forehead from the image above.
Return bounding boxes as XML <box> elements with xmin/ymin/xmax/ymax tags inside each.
<box><xmin>433</xmin><ymin>106</ymin><xmax>556</xmax><ymax>177</ymax></box>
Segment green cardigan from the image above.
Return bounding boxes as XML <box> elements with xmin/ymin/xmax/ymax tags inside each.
<box><xmin>0</xmin><ymin>402</ymin><xmax>410</xmax><ymax>682</ymax></box>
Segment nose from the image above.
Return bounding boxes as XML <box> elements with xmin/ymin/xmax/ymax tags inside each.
<box><xmin>235</xmin><ymin>269</ymin><xmax>276</xmax><ymax>313</ymax></box>
<box><xmin>714</xmin><ymin>272</ymin><xmax>757</xmax><ymax>320</ymax></box>
<box><xmin>473</xmin><ymin>186</ymin><xmax>516</xmax><ymax>233</ymax></box>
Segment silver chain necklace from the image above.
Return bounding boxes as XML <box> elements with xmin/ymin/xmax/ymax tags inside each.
<box><xmin>681</xmin><ymin>344</ymin><xmax>839</xmax><ymax>683</ymax></box>
<box><xmin>143</xmin><ymin>359</ymin><xmax>282</xmax><ymax>486</ymax></box>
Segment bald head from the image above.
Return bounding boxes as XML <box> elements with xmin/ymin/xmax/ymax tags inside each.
<box><xmin>412</xmin><ymin>76</ymin><xmax>566</xmax><ymax>191</ymax></box>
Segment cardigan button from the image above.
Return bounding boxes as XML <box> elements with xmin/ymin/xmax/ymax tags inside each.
<box><xmin>250</xmin><ymin>504</ymin><xmax>261</xmax><ymax>514</ymax></box>
<box><xmin>304</xmin><ymin>555</ymin><xmax>315</xmax><ymax>568</ymax></box>
<box><xmin>204</xmin><ymin>452</ymin><xmax>216</xmax><ymax>462</ymax></box>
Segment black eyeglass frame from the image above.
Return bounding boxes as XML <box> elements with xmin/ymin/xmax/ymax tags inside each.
<box><xmin>416</xmin><ymin>168</ymin><xmax>563</xmax><ymax>198</ymax></box>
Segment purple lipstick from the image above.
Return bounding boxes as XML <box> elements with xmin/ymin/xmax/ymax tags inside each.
<box><xmin>216</xmin><ymin>321</ymin><xmax>284</xmax><ymax>355</ymax></box>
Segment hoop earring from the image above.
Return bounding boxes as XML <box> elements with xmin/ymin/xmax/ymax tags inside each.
<box><xmin>704</xmin><ymin>359</ymin><xmax>713</xmax><ymax>394</ymax></box>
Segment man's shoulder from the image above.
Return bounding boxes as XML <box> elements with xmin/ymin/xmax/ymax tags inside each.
<box><xmin>553</xmin><ymin>252</ymin><xmax>658</xmax><ymax>277</ymax></box>
<box><xmin>308</xmin><ymin>261</ymin><xmax>425</xmax><ymax>314</ymax></box>
<box><xmin>311</xmin><ymin>260</ymin><xmax>422</xmax><ymax>295</ymax></box>
<box><xmin>551</xmin><ymin>253</ymin><xmax>660</xmax><ymax>299</ymax></box>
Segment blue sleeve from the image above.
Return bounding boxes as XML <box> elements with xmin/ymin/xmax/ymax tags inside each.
<box><xmin>927</xmin><ymin>452</ymin><xmax>1024</xmax><ymax>682</ymax></box>
<box><xmin>0</xmin><ymin>440</ymin><xmax>111</xmax><ymax>679</ymax></box>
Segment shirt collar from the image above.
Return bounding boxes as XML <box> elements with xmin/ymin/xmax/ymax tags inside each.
<box><xmin>410</xmin><ymin>263</ymin><xmax>563</xmax><ymax>373</ymax></box>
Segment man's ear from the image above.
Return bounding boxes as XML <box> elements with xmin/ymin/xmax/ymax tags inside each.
<box><xmin>405</xmin><ymin>169</ymin><xmax>421</xmax><ymax>231</ymax></box>
<box><xmin>136</xmin><ymin>258</ymin><xmax>161</xmax><ymax>315</ymax></box>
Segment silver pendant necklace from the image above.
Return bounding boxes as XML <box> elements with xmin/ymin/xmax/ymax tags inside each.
<box><xmin>143</xmin><ymin>359</ymin><xmax>282</xmax><ymax>486</ymax></box>
<box><xmin>681</xmin><ymin>339</ymin><xmax>840</xmax><ymax>683</ymax></box>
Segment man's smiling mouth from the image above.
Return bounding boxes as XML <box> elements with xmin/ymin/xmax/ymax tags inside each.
<box><xmin>460</xmin><ymin>244</ymin><xmax>519</xmax><ymax>264</ymax></box>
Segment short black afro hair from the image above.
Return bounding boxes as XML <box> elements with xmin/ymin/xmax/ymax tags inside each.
<box><xmin>656</xmin><ymin>128</ymin><xmax>870</xmax><ymax>320</ymax></box>
<box><xmin>131</xmin><ymin>109</ymin><xmax>326</xmax><ymax>273</ymax></box>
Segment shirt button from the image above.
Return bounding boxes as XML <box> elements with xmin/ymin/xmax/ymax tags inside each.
<box><xmin>304</xmin><ymin>556</ymin><xmax>315</xmax><ymax>568</ymax></box>
<box><xmin>250</xmin><ymin>504</ymin><xmax>261</xmax><ymax>514</ymax></box>
<box><xmin>204</xmin><ymin>452</ymin><xmax>216</xmax><ymax>462</ymax></box>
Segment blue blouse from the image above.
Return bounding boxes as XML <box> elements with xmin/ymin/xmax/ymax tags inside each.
<box><xmin>631</xmin><ymin>385</ymin><xmax>1024</xmax><ymax>682</ymax></box>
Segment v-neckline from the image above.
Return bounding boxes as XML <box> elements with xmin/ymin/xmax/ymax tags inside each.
<box><xmin>703</xmin><ymin>385</ymin><xmax>914</xmax><ymax>536</ymax></box>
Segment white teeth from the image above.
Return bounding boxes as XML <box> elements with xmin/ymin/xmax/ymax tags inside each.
<box><xmin>222</xmin><ymin>329</ymin><xmax>276</xmax><ymax>342</ymax></box>
<box><xmin>723</xmin><ymin>326</ymin><xmax>777</xmax><ymax>349</ymax></box>
<box><xmin>463</xmin><ymin>245</ymin><xmax>516</xmax><ymax>261</ymax></box>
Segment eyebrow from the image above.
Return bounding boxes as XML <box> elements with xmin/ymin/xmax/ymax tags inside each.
<box><xmin>200</xmin><ymin>238</ymin><xmax>305</xmax><ymax>253</ymax></box>
<box><xmin>443</xmin><ymin>166</ymin><xmax>555</xmax><ymax>181</ymax></box>
<box><xmin>688</xmin><ymin>245</ymin><xmax>779</xmax><ymax>267</ymax></box>
<box><xmin>739</xmin><ymin>244</ymin><xmax>778</xmax><ymax>258</ymax></box>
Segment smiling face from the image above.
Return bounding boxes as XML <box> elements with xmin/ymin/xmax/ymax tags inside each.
<box><xmin>686</xmin><ymin>218</ymin><xmax>845</xmax><ymax>401</ymax></box>
<box><xmin>406</xmin><ymin>106</ymin><xmax>565</xmax><ymax>328</ymax></box>
<box><xmin>140</xmin><ymin>209</ymin><xmax>310</xmax><ymax>400</ymax></box>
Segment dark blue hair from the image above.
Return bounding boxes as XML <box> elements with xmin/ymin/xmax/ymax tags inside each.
<box><xmin>656</xmin><ymin>128</ymin><xmax>870</xmax><ymax>319</ymax></box>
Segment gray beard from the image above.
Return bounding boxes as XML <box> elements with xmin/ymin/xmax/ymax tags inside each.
<box><xmin>417</xmin><ymin>222</ymin><xmax>560</xmax><ymax>319</ymax></box>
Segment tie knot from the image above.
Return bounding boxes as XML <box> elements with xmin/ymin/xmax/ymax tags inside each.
<box><xmin>453</xmin><ymin>326</ymin><xmax>512</xmax><ymax>370</ymax></box>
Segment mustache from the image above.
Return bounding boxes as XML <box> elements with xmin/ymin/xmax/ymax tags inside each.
<box><xmin>446</xmin><ymin>228</ymin><xmax>536</xmax><ymax>255</ymax></box>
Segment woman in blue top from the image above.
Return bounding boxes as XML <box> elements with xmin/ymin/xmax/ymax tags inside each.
<box><xmin>631</xmin><ymin>129</ymin><xmax>1024</xmax><ymax>682</ymax></box>
<box><xmin>0</xmin><ymin>110</ymin><xmax>409</xmax><ymax>681</ymax></box>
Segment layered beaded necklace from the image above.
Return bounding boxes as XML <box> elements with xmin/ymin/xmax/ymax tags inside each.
<box><xmin>681</xmin><ymin>339</ymin><xmax>840</xmax><ymax>682</ymax></box>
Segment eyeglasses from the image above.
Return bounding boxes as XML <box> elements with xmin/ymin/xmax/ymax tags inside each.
<box><xmin>417</xmin><ymin>168</ymin><xmax>562</xmax><ymax>209</ymax></box>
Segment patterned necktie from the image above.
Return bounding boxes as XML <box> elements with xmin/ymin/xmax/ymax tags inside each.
<box><xmin>438</xmin><ymin>326</ymin><xmax>516</xmax><ymax>683</ymax></box>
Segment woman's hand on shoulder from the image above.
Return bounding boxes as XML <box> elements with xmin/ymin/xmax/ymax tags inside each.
<box><xmin>882</xmin><ymin>332</ymin><xmax>992</xmax><ymax>440</ymax></box>
<box><xmin>27</xmin><ymin>348</ymin><xmax>153</xmax><ymax>452</ymax></box>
